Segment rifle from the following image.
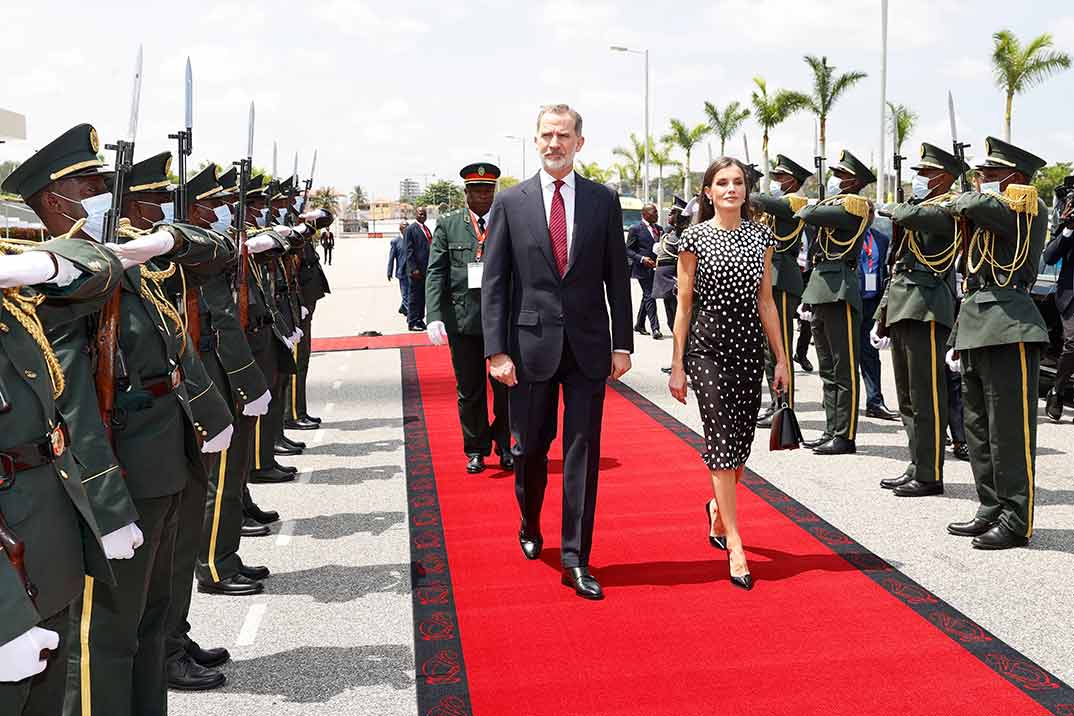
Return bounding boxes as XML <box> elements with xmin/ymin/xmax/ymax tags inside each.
<box><xmin>169</xmin><ymin>57</ymin><xmax>200</xmax><ymax>347</ymax></box>
<box><xmin>0</xmin><ymin>510</ymin><xmax>37</xmax><ymax>603</ymax></box>
<box><xmin>301</xmin><ymin>149</ymin><xmax>317</xmax><ymax>212</ymax></box>
<box><xmin>815</xmin><ymin>154</ymin><xmax>826</xmax><ymax>201</ymax></box>
<box><xmin>886</xmin><ymin>147</ymin><xmax>906</xmax><ymax>271</ymax></box>
<box><xmin>96</xmin><ymin>46</ymin><xmax>142</xmax><ymax>442</ymax></box>
<box><xmin>235</xmin><ymin>102</ymin><xmax>254</xmax><ymax>330</ymax></box>
<box><xmin>948</xmin><ymin>91</ymin><xmax>973</xmax><ymax>277</ymax></box>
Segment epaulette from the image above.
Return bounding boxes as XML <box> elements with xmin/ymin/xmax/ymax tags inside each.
<box><xmin>1003</xmin><ymin>184</ymin><xmax>1039</xmax><ymax>216</ymax></box>
<box><xmin>787</xmin><ymin>195</ymin><xmax>808</xmax><ymax>213</ymax></box>
<box><xmin>841</xmin><ymin>194</ymin><xmax>872</xmax><ymax>220</ymax></box>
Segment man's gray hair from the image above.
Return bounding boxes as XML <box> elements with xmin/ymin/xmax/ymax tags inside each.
<box><xmin>536</xmin><ymin>104</ymin><xmax>583</xmax><ymax>136</ymax></box>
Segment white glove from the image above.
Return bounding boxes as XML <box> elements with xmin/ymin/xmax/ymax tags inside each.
<box><xmin>101</xmin><ymin>523</ymin><xmax>144</xmax><ymax>560</ymax></box>
<box><xmin>282</xmin><ymin>333</ymin><xmax>295</xmax><ymax>350</ymax></box>
<box><xmin>106</xmin><ymin>230</ymin><xmax>175</xmax><ymax>269</ymax></box>
<box><xmin>427</xmin><ymin>320</ymin><xmax>448</xmax><ymax>346</ymax></box>
<box><xmin>201</xmin><ymin>424</ymin><xmax>234</xmax><ymax>454</ymax></box>
<box><xmin>242</xmin><ymin>389</ymin><xmax>272</xmax><ymax>416</ymax></box>
<box><xmin>0</xmin><ymin>627</ymin><xmax>59</xmax><ymax>682</ymax></box>
<box><xmin>946</xmin><ymin>349</ymin><xmax>961</xmax><ymax>373</ymax></box>
<box><xmin>0</xmin><ymin>251</ymin><xmax>76</xmax><ymax>288</ymax></box>
<box><xmin>294</xmin><ymin>327</ymin><xmax>304</xmax><ymax>340</ymax></box>
<box><xmin>797</xmin><ymin>304</ymin><xmax>813</xmax><ymax>322</ymax></box>
<box><xmin>301</xmin><ymin>306</ymin><xmax>309</xmax><ymax>320</ymax></box>
<box><xmin>245</xmin><ymin>235</ymin><xmax>278</xmax><ymax>254</ymax></box>
<box><xmin>869</xmin><ymin>324</ymin><xmax>891</xmax><ymax>351</ymax></box>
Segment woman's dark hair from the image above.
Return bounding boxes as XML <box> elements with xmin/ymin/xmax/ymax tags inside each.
<box><xmin>692</xmin><ymin>157</ymin><xmax>754</xmax><ymax>225</ymax></box>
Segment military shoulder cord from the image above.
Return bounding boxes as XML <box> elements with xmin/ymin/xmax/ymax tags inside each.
<box><xmin>757</xmin><ymin>211</ymin><xmax>805</xmax><ymax>253</ymax></box>
<box><xmin>903</xmin><ymin>192</ymin><xmax>960</xmax><ymax>274</ymax></box>
<box><xmin>966</xmin><ymin>185</ymin><xmax>1037</xmax><ymax>289</ymax></box>
<box><xmin>116</xmin><ymin>223</ymin><xmax>187</xmax><ymax>355</ymax></box>
<box><xmin>815</xmin><ymin>194</ymin><xmax>871</xmax><ymax>260</ymax></box>
<box><xmin>0</xmin><ymin>241</ymin><xmax>66</xmax><ymax>398</ymax></box>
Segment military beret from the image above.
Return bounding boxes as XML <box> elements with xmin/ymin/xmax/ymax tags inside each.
<box><xmin>188</xmin><ymin>163</ymin><xmax>223</xmax><ymax>201</ymax></box>
<box><xmin>910</xmin><ymin>143</ymin><xmax>969</xmax><ymax>179</ymax></box>
<box><xmin>975</xmin><ymin>136</ymin><xmax>1047</xmax><ymax>180</ymax></box>
<box><xmin>125</xmin><ymin>151</ymin><xmax>173</xmax><ymax>193</ymax></box>
<box><xmin>832</xmin><ymin>149</ymin><xmax>876</xmax><ymax>185</ymax></box>
<box><xmin>770</xmin><ymin>154</ymin><xmax>814</xmax><ymax>185</ymax></box>
<box><xmin>459</xmin><ymin>162</ymin><xmax>500</xmax><ymax>185</ymax></box>
<box><xmin>1</xmin><ymin>123</ymin><xmax>111</xmax><ymax>199</ymax></box>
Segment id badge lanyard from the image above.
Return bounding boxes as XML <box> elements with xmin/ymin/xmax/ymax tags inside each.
<box><xmin>468</xmin><ymin>211</ymin><xmax>488</xmax><ymax>289</ymax></box>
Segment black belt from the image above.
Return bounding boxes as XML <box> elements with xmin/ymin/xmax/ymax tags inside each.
<box><xmin>656</xmin><ymin>259</ymin><xmax>677</xmax><ymax>267</ymax></box>
<box><xmin>965</xmin><ymin>277</ymin><xmax>1030</xmax><ymax>294</ymax></box>
<box><xmin>141</xmin><ymin>368</ymin><xmax>183</xmax><ymax>399</ymax></box>
<box><xmin>0</xmin><ymin>424</ymin><xmax>68</xmax><ymax>487</ymax></box>
<box><xmin>812</xmin><ymin>259</ymin><xmax>856</xmax><ymax>270</ymax></box>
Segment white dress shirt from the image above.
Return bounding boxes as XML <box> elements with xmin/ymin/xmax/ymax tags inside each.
<box><xmin>539</xmin><ymin>168</ymin><xmax>576</xmax><ymax>255</ymax></box>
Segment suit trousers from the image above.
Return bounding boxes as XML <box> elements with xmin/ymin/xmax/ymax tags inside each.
<box><xmin>323</xmin><ymin>246</ymin><xmax>333</xmax><ymax>265</ymax></box>
<box><xmin>795</xmin><ymin>268</ymin><xmax>813</xmax><ymax>359</ymax></box>
<box><xmin>407</xmin><ymin>273</ymin><xmax>426</xmax><ymax>326</ymax></box>
<box><xmin>764</xmin><ymin>288</ymin><xmax>799</xmax><ymax>408</ymax></box>
<box><xmin>64</xmin><ymin>493</ymin><xmax>181</xmax><ymax>716</ymax></box>
<box><xmin>946</xmin><ymin>364</ymin><xmax>966</xmax><ymax>443</ymax></box>
<box><xmin>633</xmin><ymin>273</ymin><xmax>659</xmax><ymax>333</ymax></box>
<box><xmin>811</xmin><ymin>301</ymin><xmax>861</xmax><ymax>440</ymax></box>
<box><xmin>961</xmin><ymin>342</ymin><xmax>1039</xmax><ymax>538</ymax></box>
<box><xmin>447</xmin><ymin>333</ymin><xmax>509</xmax><ymax>457</ymax></box>
<box><xmin>890</xmin><ymin>320</ymin><xmax>949</xmax><ymax>483</ymax></box>
<box><xmin>859</xmin><ymin>296</ymin><xmax>886</xmax><ymax>409</ymax></box>
<box><xmin>397</xmin><ymin>276</ymin><xmax>410</xmax><ymax>316</ymax></box>
<box><xmin>511</xmin><ymin>341</ymin><xmax>606</xmax><ymax>569</ymax></box>
<box><xmin>0</xmin><ymin>607</ymin><xmax>70</xmax><ymax>716</ymax></box>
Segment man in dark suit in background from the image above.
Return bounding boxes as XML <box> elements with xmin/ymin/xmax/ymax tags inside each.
<box><xmin>483</xmin><ymin>104</ymin><xmax>633</xmax><ymax>601</ymax></box>
<box><xmin>626</xmin><ymin>203</ymin><xmax>663</xmax><ymax>339</ymax></box>
<box><xmin>1043</xmin><ymin>186</ymin><xmax>1074</xmax><ymax>420</ymax></box>
<box><xmin>387</xmin><ymin>221</ymin><xmax>410</xmax><ymax>318</ymax></box>
<box><xmin>405</xmin><ymin>207</ymin><xmax>432</xmax><ymax>331</ymax></box>
<box><xmin>859</xmin><ymin>225</ymin><xmax>899</xmax><ymax>420</ymax></box>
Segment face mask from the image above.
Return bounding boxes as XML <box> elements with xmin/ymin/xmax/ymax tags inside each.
<box><xmin>276</xmin><ymin>208</ymin><xmax>288</xmax><ymax>223</ymax></box>
<box><xmin>980</xmin><ymin>180</ymin><xmax>1003</xmax><ymax>195</ymax></box>
<box><xmin>826</xmin><ymin>176</ymin><xmax>844</xmax><ymax>197</ymax></box>
<box><xmin>158</xmin><ymin>202</ymin><xmax>175</xmax><ymax>225</ymax></box>
<box><xmin>769</xmin><ymin>183</ymin><xmax>784</xmax><ymax>199</ymax></box>
<box><xmin>292</xmin><ymin>197</ymin><xmax>303</xmax><ymax>211</ymax></box>
<box><xmin>211</xmin><ymin>204</ymin><xmax>233</xmax><ymax>233</ymax></box>
<box><xmin>256</xmin><ymin>208</ymin><xmax>269</xmax><ymax>227</ymax></box>
<box><xmin>911</xmin><ymin>174</ymin><xmax>931</xmax><ymax>200</ymax></box>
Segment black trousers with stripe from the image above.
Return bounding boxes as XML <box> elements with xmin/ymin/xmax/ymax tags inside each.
<box><xmin>1</xmin><ymin>607</ymin><xmax>70</xmax><ymax>715</ymax></box>
<box><xmin>811</xmin><ymin>300</ymin><xmax>861</xmax><ymax>440</ymax></box>
<box><xmin>890</xmin><ymin>320</ymin><xmax>949</xmax><ymax>483</ymax></box>
<box><xmin>764</xmin><ymin>288</ymin><xmax>800</xmax><ymax>408</ymax></box>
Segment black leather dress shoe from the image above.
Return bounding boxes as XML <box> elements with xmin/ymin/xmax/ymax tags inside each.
<box><xmin>239</xmin><ymin>563</ymin><xmax>271</xmax><ymax>580</ymax></box>
<box><xmin>947</xmin><ymin>517</ymin><xmax>995</xmax><ymax>537</ymax></box>
<box><xmin>408</xmin><ymin>323</ymin><xmax>424</xmax><ymax>332</ymax></box>
<box><xmin>273</xmin><ymin>461</ymin><xmax>299</xmax><ymax>474</ymax></box>
<box><xmin>301</xmin><ymin>414</ymin><xmax>322</xmax><ymax>424</ymax></box>
<box><xmin>244</xmin><ymin>503</ymin><xmax>280</xmax><ymax>525</ymax></box>
<box><xmin>972</xmin><ymin>522</ymin><xmax>1028</xmax><ymax>550</ymax></box>
<box><xmin>802</xmin><ymin>433</ymin><xmax>833</xmax><ymax>449</ymax></box>
<box><xmin>519</xmin><ymin>530</ymin><xmax>543</xmax><ymax>560</ymax></box>
<box><xmin>652</xmin><ymin>330</ymin><xmax>664</xmax><ymax>340</ymax></box>
<box><xmin>274</xmin><ymin>441</ymin><xmax>302</xmax><ymax>456</ymax></box>
<box><xmin>185</xmin><ymin>640</ymin><xmax>230</xmax><ymax>669</ymax></box>
<box><xmin>952</xmin><ymin>442</ymin><xmax>970</xmax><ymax>461</ymax></box>
<box><xmin>880</xmin><ymin>473</ymin><xmax>914</xmax><ymax>490</ymax></box>
<box><xmin>284</xmin><ymin>417</ymin><xmax>319</xmax><ymax>431</ymax></box>
<box><xmin>167</xmin><ymin>653</ymin><xmax>226</xmax><ymax>691</ymax></box>
<box><xmin>197</xmin><ymin>573</ymin><xmax>264</xmax><ymax>596</ymax></box>
<box><xmin>498</xmin><ymin>450</ymin><xmax>514</xmax><ymax>470</ymax></box>
<box><xmin>279</xmin><ymin>435</ymin><xmax>306</xmax><ymax>450</ymax></box>
<box><xmin>893</xmin><ymin>480</ymin><xmax>944</xmax><ymax>497</ymax></box>
<box><xmin>466</xmin><ymin>455</ymin><xmax>485</xmax><ymax>474</ymax></box>
<box><xmin>1045</xmin><ymin>388</ymin><xmax>1063</xmax><ymax>422</ymax></box>
<box><xmin>813</xmin><ymin>437</ymin><xmax>856</xmax><ymax>455</ymax></box>
<box><xmin>561</xmin><ymin>567</ymin><xmax>604</xmax><ymax>600</ymax></box>
<box><xmin>795</xmin><ymin>353</ymin><xmax>813</xmax><ymax>372</ymax></box>
<box><xmin>634</xmin><ymin>326</ymin><xmax>650</xmax><ymax>335</ymax></box>
<box><xmin>241</xmin><ymin>518</ymin><xmax>271</xmax><ymax>537</ymax></box>
<box><xmin>865</xmin><ymin>404</ymin><xmax>900</xmax><ymax>421</ymax></box>
<box><xmin>249</xmin><ymin>467</ymin><xmax>296</xmax><ymax>484</ymax></box>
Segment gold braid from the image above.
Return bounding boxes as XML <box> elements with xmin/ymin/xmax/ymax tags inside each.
<box><xmin>114</xmin><ymin>222</ymin><xmax>187</xmax><ymax>353</ymax></box>
<box><xmin>903</xmin><ymin>193</ymin><xmax>960</xmax><ymax>274</ymax></box>
<box><xmin>815</xmin><ymin>194</ymin><xmax>871</xmax><ymax>260</ymax></box>
<box><xmin>966</xmin><ymin>186</ymin><xmax>1036</xmax><ymax>288</ymax></box>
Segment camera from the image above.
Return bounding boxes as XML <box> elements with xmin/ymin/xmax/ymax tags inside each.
<box><xmin>1055</xmin><ymin>175</ymin><xmax>1074</xmax><ymax>201</ymax></box>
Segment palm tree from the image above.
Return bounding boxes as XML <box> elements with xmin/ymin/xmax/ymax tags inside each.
<box><xmin>663</xmin><ymin>118</ymin><xmax>710</xmax><ymax>196</ymax></box>
<box><xmin>577</xmin><ymin>161</ymin><xmax>612</xmax><ymax>185</ymax></box>
<box><xmin>611</xmin><ymin>163</ymin><xmax>638</xmax><ymax>195</ymax></box>
<box><xmin>991</xmin><ymin>30</ymin><xmax>1071</xmax><ymax>141</ymax></box>
<box><xmin>886</xmin><ymin>102</ymin><xmax>918</xmax><ymax>201</ymax></box>
<box><xmin>801</xmin><ymin>55</ymin><xmax>867</xmax><ymax>180</ymax></box>
<box><xmin>349</xmin><ymin>184</ymin><xmax>367</xmax><ymax>211</ymax></box>
<box><xmin>311</xmin><ymin>187</ymin><xmax>340</xmax><ymax>213</ymax></box>
<box><xmin>612</xmin><ymin>133</ymin><xmax>647</xmax><ymax>197</ymax></box>
<box><xmin>651</xmin><ymin>141</ymin><xmax>672</xmax><ymax>217</ymax></box>
<box><xmin>703</xmin><ymin>101</ymin><xmax>750</xmax><ymax>156</ymax></box>
<box><xmin>750</xmin><ymin>77</ymin><xmax>811</xmax><ymax>191</ymax></box>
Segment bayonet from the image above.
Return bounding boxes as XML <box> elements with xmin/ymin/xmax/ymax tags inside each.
<box><xmin>235</xmin><ymin>101</ymin><xmax>255</xmax><ymax>329</ymax></box>
<box><xmin>948</xmin><ymin>90</ymin><xmax>970</xmax><ymax>191</ymax></box>
<box><xmin>170</xmin><ymin>56</ymin><xmax>193</xmax><ymax>222</ymax></box>
<box><xmin>184</xmin><ymin>57</ymin><xmax>193</xmax><ymax>131</ymax></box>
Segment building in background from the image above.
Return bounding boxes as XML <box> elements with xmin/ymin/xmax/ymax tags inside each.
<box><xmin>399</xmin><ymin>178</ymin><xmax>420</xmax><ymax>203</ymax></box>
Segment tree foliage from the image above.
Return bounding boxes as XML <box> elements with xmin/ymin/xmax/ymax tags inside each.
<box><xmin>886</xmin><ymin>102</ymin><xmax>918</xmax><ymax>153</ymax></box>
<box><xmin>498</xmin><ymin>175</ymin><xmax>520</xmax><ymax>190</ymax></box>
<box><xmin>414</xmin><ymin>180</ymin><xmax>465</xmax><ymax>210</ymax></box>
<box><xmin>310</xmin><ymin>187</ymin><xmax>340</xmax><ymax>213</ymax></box>
<box><xmin>991</xmin><ymin>29</ymin><xmax>1071</xmax><ymax>140</ymax></box>
<box><xmin>577</xmin><ymin>162</ymin><xmax>613</xmax><ymax>184</ymax></box>
<box><xmin>349</xmin><ymin>184</ymin><xmax>369</xmax><ymax>210</ymax></box>
<box><xmin>1033</xmin><ymin>162</ymin><xmax>1074</xmax><ymax>206</ymax></box>
<box><xmin>663</xmin><ymin>119</ymin><xmax>710</xmax><ymax>195</ymax></box>
<box><xmin>703</xmin><ymin>101</ymin><xmax>750</xmax><ymax>155</ymax></box>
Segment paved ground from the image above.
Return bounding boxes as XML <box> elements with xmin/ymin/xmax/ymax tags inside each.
<box><xmin>174</xmin><ymin>237</ymin><xmax>1073</xmax><ymax>715</ymax></box>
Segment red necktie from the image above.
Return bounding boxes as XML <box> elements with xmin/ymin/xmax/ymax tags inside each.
<box><xmin>422</xmin><ymin>224</ymin><xmax>432</xmax><ymax>241</ymax></box>
<box><xmin>549</xmin><ymin>180</ymin><xmax>568</xmax><ymax>276</ymax></box>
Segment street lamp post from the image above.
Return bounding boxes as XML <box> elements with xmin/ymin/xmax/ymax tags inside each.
<box><xmin>504</xmin><ymin>135</ymin><xmax>526</xmax><ymax>178</ymax></box>
<box><xmin>611</xmin><ymin>45</ymin><xmax>649</xmax><ymax>202</ymax></box>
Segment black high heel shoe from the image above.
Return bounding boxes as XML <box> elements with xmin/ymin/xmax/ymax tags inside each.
<box><xmin>728</xmin><ymin>549</ymin><xmax>753</xmax><ymax>591</ymax></box>
<box><xmin>704</xmin><ymin>500</ymin><xmax>727</xmax><ymax>551</ymax></box>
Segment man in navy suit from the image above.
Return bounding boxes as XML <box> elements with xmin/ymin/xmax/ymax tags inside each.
<box><xmin>482</xmin><ymin>104</ymin><xmax>633</xmax><ymax>600</ymax></box>
<box><xmin>625</xmin><ymin>203</ymin><xmax>663</xmax><ymax>339</ymax></box>
<box><xmin>859</xmin><ymin>226</ymin><xmax>899</xmax><ymax>420</ymax></box>
<box><xmin>387</xmin><ymin>221</ymin><xmax>410</xmax><ymax>317</ymax></box>
<box><xmin>405</xmin><ymin>207</ymin><xmax>432</xmax><ymax>331</ymax></box>
<box><xmin>1043</xmin><ymin>192</ymin><xmax>1074</xmax><ymax>420</ymax></box>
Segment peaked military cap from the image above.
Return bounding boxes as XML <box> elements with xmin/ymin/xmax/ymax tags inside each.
<box><xmin>216</xmin><ymin>166</ymin><xmax>238</xmax><ymax>193</ymax></box>
<box><xmin>126</xmin><ymin>152</ymin><xmax>173</xmax><ymax>193</ymax></box>
<box><xmin>188</xmin><ymin>163</ymin><xmax>223</xmax><ymax>201</ymax></box>
<box><xmin>910</xmin><ymin>143</ymin><xmax>969</xmax><ymax>179</ymax></box>
<box><xmin>974</xmin><ymin>136</ymin><xmax>1046</xmax><ymax>179</ymax></box>
<box><xmin>832</xmin><ymin>149</ymin><xmax>877</xmax><ymax>185</ymax></box>
<box><xmin>770</xmin><ymin>154</ymin><xmax>814</xmax><ymax>185</ymax></box>
<box><xmin>273</xmin><ymin>176</ymin><xmax>294</xmax><ymax>199</ymax></box>
<box><xmin>245</xmin><ymin>174</ymin><xmax>266</xmax><ymax>197</ymax></box>
<box><xmin>1</xmin><ymin>123</ymin><xmax>111</xmax><ymax>199</ymax></box>
<box><xmin>669</xmin><ymin>195</ymin><xmax>688</xmax><ymax>213</ymax></box>
<box><xmin>459</xmin><ymin>162</ymin><xmax>500</xmax><ymax>185</ymax></box>
<box><xmin>744</xmin><ymin>163</ymin><xmax>764</xmax><ymax>187</ymax></box>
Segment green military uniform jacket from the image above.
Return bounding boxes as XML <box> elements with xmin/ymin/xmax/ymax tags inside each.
<box><xmin>797</xmin><ymin>195</ymin><xmax>872</xmax><ymax>312</ymax></box>
<box><xmin>244</xmin><ymin>230</ymin><xmax>297</xmax><ymax>372</ymax></box>
<box><xmin>878</xmin><ymin>198</ymin><xmax>958</xmax><ymax>329</ymax></box>
<box><xmin>425</xmin><ymin>208</ymin><xmax>485</xmax><ymax>335</ymax></box>
<box><xmin>196</xmin><ymin>270</ymin><xmax>268</xmax><ymax>408</ymax></box>
<box><xmin>752</xmin><ymin>193</ymin><xmax>807</xmax><ymax>297</ymax></box>
<box><xmin>950</xmin><ymin>188</ymin><xmax>1049</xmax><ymax>350</ymax></box>
<box><xmin>298</xmin><ymin>232</ymin><xmax>330</xmax><ymax>308</ymax></box>
<box><xmin>1</xmin><ymin>237</ymin><xmax>123</xmax><ymax>644</ymax></box>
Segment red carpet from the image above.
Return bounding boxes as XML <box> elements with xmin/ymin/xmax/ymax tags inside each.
<box><xmin>311</xmin><ymin>332</ymin><xmax>429</xmax><ymax>352</ymax></box>
<box><xmin>403</xmin><ymin>348</ymin><xmax>1072</xmax><ymax>716</ymax></box>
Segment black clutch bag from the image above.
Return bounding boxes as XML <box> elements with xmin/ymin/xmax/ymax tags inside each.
<box><xmin>769</xmin><ymin>392</ymin><xmax>803</xmax><ymax>451</ymax></box>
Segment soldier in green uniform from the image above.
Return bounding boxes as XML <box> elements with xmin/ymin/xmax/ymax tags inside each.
<box><xmin>0</xmin><ymin>186</ymin><xmax>124</xmax><ymax>714</ymax></box>
<box><xmin>945</xmin><ymin>137</ymin><xmax>1048</xmax><ymax>550</ymax></box>
<box><xmin>425</xmin><ymin>163</ymin><xmax>511</xmax><ymax>474</ymax></box>
<box><xmin>796</xmin><ymin>150</ymin><xmax>875</xmax><ymax>455</ymax></box>
<box><xmin>875</xmin><ymin>143</ymin><xmax>968</xmax><ymax>498</ymax></box>
<box><xmin>752</xmin><ymin>154</ymin><xmax>813</xmax><ymax>425</ymax></box>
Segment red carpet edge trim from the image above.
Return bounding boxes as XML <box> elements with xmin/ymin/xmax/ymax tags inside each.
<box><xmin>608</xmin><ymin>378</ymin><xmax>1074</xmax><ymax>713</ymax></box>
<box><xmin>401</xmin><ymin>347</ymin><xmax>474</xmax><ymax>716</ymax></box>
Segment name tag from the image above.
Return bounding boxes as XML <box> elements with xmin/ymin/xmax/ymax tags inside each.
<box><xmin>468</xmin><ymin>262</ymin><xmax>483</xmax><ymax>289</ymax></box>
<box><xmin>865</xmin><ymin>272</ymin><xmax>878</xmax><ymax>293</ymax></box>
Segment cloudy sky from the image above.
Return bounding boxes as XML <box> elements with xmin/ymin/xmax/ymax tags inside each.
<box><xmin>4</xmin><ymin>0</ymin><xmax>1074</xmax><ymax>199</ymax></box>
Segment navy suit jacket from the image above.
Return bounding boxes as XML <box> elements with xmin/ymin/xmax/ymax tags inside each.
<box><xmin>857</xmin><ymin>227</ymin><xmax>890</xmax><ymax>301</ymax></box>
<box><xmin>481</xmin><ymin>172</ymin><xmax>633</xmax><ymax>382</ymax></box>
<box><xmin>1044</xmin><ymin>224</ymin><xmax>1074</xmax><ymax>314</ymax></box>
<box><xmin>387</xmin><ymin>235</ymin><xmax>407</xmax><ymax>279</ymax></box>
<box><xmin>625</xmin><ymin>221</ymin><xmax>661</xmax><ymax>280</ymax></box>
<box><xmin>404</xmin><ymin>222</ymin><xmax>431</xmax><ymax>275</ymax></box>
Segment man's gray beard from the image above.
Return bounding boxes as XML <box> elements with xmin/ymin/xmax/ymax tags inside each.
<box><xmin>541</xmin><ymin>155</ymin><xmax>573</xmax><ymax>173</ymax></box>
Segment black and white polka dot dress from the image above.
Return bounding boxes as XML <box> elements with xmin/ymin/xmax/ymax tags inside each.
<box><xmin>680</xmin><ymin>219</ymin><xmax>776</xmax><ymax>470</ymax></box>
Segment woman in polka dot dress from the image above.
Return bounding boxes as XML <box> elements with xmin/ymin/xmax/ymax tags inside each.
<box><xmin>668</xmin><ymin>157</ymin><xmax>790</xmax><ymax>591</ymax></box>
